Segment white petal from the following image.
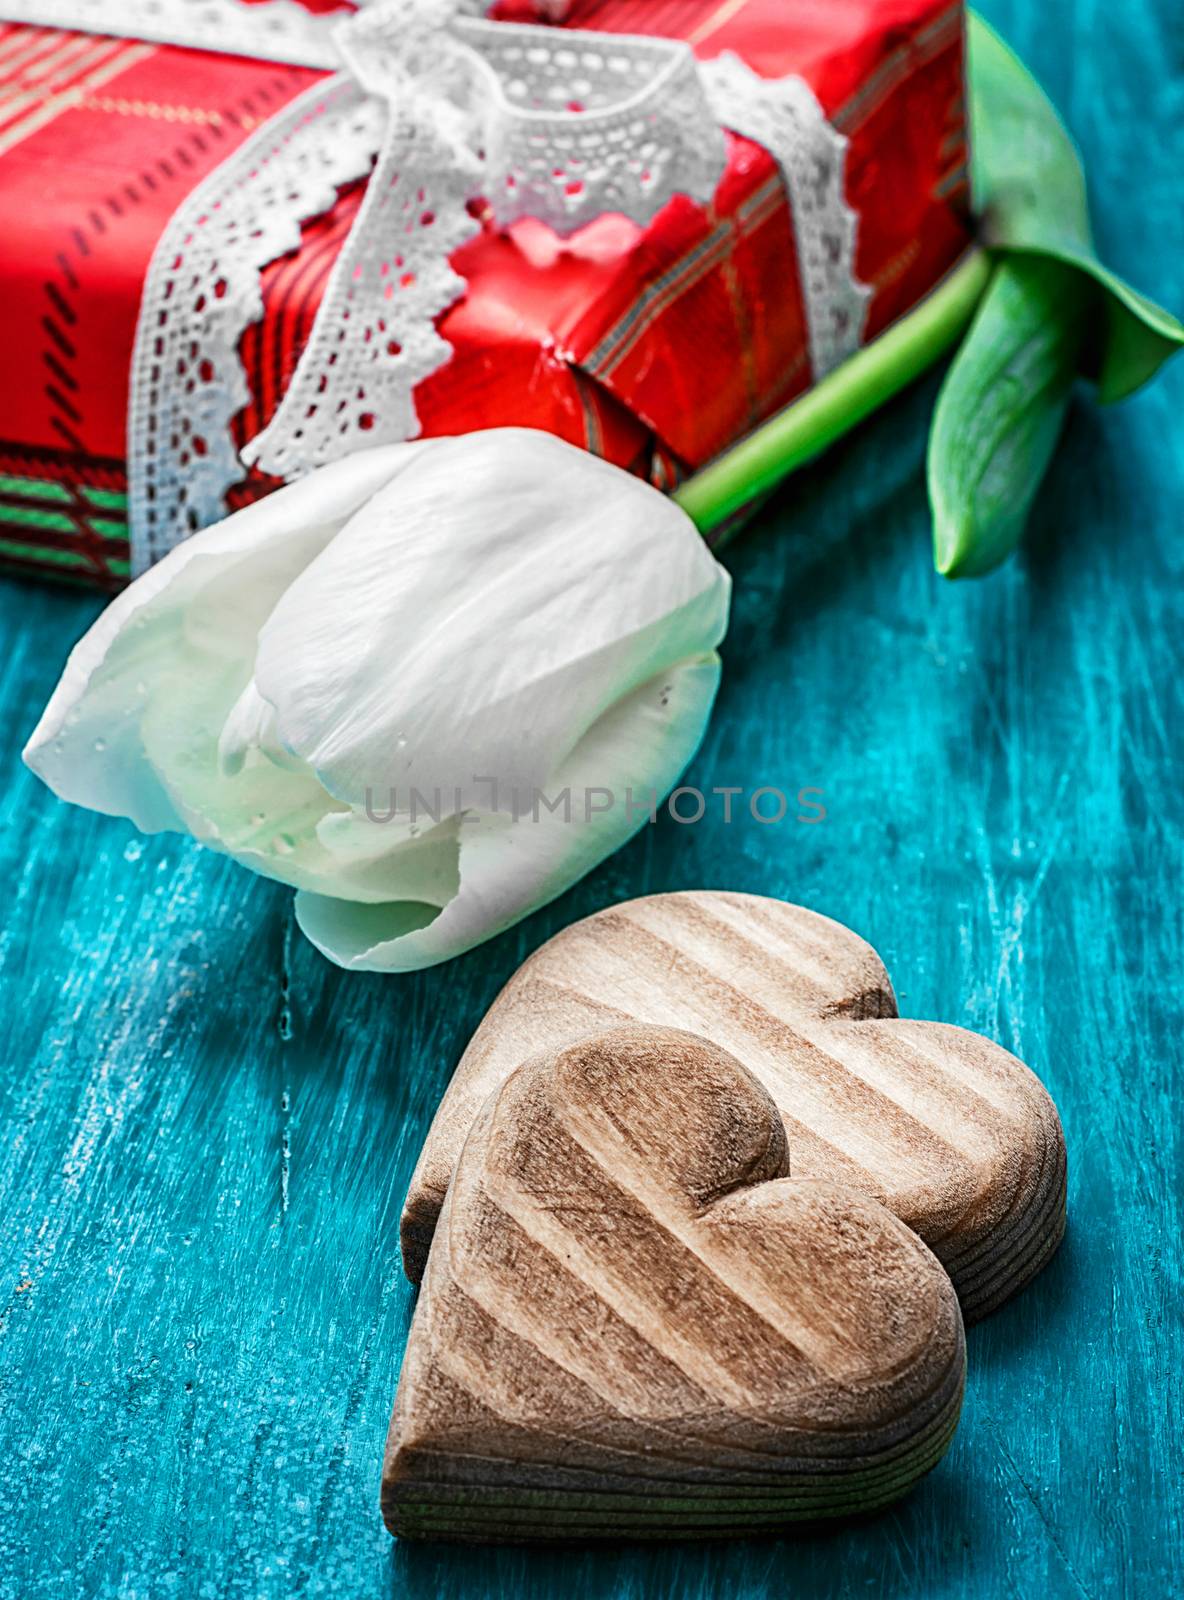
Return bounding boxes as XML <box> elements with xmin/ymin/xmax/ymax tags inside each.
<box><xmin>256</xmin><ymin>429</ymin><xmax>730</xmax><ymax>811</ymax></box>
<box><xmin>293</xmin><ymin>650</ymin><xmax>721</xmax><ymax>970</ymax></box>
<box><xmin>218</xmin><ymin>678</ymin><xmax>308</xmax><ymax>777</ymax></box>
<box><xmin>218</xmin><ymin>680</ymin><xmax>277</xmax><ymax>777</ymax></box>
<box><xmin>23</xmin><ymin>444</ymin><xmax>426</xmax><ymax>835</ymax></box>
<box><xmin>128</xmin><ymin>647</ymin><xmax>462</xmax><ymax>905</ymax></box>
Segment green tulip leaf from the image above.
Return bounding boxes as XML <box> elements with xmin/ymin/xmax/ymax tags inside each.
<box><xmin>968</xmin><ymin>11</ymin><xmax>1184</xmax><ymax>402</ymax></box>
<box><xmin>930</xmin><ymin>254</ymin><xmax>1089</xmax><ymax>577</ymax></box>
<box><xmin>927</xmin><ymin>15</ymin><xmax>1184</xmax><ymax>577</ymax></box>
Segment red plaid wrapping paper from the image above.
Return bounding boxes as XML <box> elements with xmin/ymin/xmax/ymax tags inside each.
<box><xmin>0</xmin><ymin>0</ymin><xmax>970</xmax><ymax>588</ymax></box>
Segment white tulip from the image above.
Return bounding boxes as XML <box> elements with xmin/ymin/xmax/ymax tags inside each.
<box><xmin>24</xmin><ymin>429</ymin><xmax>730</xmax><ymax>971</ymax></box>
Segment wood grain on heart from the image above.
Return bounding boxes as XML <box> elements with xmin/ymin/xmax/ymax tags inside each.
<box><xmin>402</xmin><ymin>893</ymin><xmax>1066</xmax><ymax>1321</ymax></box>
<box><xmin>383</xmin><ymin>1026</ymin><xmax>966</xmax><ymax>1541</ymax></box>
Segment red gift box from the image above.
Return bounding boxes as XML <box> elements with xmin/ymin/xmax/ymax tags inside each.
<box><xmin>0</xmin><ymin>0</ymin><xmax>970</xmax><ymax>588</ymax></box>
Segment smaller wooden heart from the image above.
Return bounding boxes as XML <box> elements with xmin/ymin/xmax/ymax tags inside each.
<box><xmin>383</xmin><ymin>1025</ymin><xmax>965</xmax><ymax>1543</ymax></box>
<box><xmin>401</xmin><ymin>893</ymin><xmax>1066</xmax><ymax>1322</ymax></box>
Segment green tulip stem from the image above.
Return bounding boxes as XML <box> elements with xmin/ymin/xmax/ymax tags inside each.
<box><xmin>673</xmin><ymin>247</ymin><xmax>993</xmax><ymax>541</ymax></box>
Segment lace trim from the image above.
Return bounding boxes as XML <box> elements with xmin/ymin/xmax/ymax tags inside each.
<box><xmin>241</xmin><ymin>51</ymin><xmax>479</xmax><ymax>479</ymax></box>
<box><xmin>0</xmin><ymin>0</ymin><xmax>351</xmax><ymax>67</ymax></box>
<box><xmin>439</xmin><ymin>17</ymin><xmax>724</xmax><ymax>235</ymax></box>
<box><xmin>702</xmin><ymin>52</ymin><xmax>871</xmax><ymax>380</ymax></box>
<box><xmin>128</xmin><ymin>76</ymin><xmax>383</xmax><ymax>570</ymax></box>
<box><xmin>0</xmin><ymin>0</ymin><xmax>579</xmax><ymax>63</ymax></box>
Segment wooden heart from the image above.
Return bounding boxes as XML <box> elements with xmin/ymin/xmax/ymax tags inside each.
<box><xmin>383</xmin><ymin>1025</ymin><xmax>966</xmax><ymax>1542</ymax></box>
<box><xmin>402</xmin><ymin>893</ymin><xmax>1066</xmax><ymax>1322</ymax></box>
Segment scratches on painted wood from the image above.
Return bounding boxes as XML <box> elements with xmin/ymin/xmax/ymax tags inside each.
<box><xmin>279</xmin><ymin>910</ymin><xmax>294</xmax><ymax>1221</ymax></box>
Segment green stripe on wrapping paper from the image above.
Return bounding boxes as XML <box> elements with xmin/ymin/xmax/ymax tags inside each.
<box><xmin>0</xmin><ymin>473</ymin><xmax>129</xmax><ymax>514</ymax></box>
<box><xmin>0</xmin><ymin>536</ymin><xmax>130</xmax><ymax>579</ymax></box>
<box><xmin>0</xmin><ymin>503</ymin><xmax>127</xmax><ymax>541</ymax></box>
<box><xmin>0</xmin><ymin>537</ymin><xmax>91</xmax><ymax>572</ymax></box>
<box><xmin>0</xmin><ymin>475</ymin><xmax>74</xmax><ymax>504</ymax></box>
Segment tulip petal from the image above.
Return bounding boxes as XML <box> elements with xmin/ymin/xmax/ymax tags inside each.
<box><xmin>218</xmin><ymin>680</ymin><xmax>283</xmax><ymax>777</ymax></box>
<box><xmin>134</xmin><ymin>649</ymin><xmax>462</xmax><ymax>905</ymax></box>
<box><xmin>293</xmin><ymin>650</ymin><xmax>721</xmax><ymax>970</ymax></box>
<box><xmin>23</xmin><ymin>445</ymin><xmax>425</xmax><ymax>836</ymax></box>
<box><xmin>255</xmin><ymin>429</ymin><xmax>730</xmax><ymax>812</ymax></box>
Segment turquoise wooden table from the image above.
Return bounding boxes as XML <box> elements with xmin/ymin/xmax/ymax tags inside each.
<box><xmin>2</xmin><ymin>3</ymin><xmax>1181</xmax><ymax>1594</ymax></box>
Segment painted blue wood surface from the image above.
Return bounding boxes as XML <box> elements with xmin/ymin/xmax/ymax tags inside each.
<box><xmin>1</xmin><ymin>3</ymin><xmax>1181</xmax><ymax>1594</ymax></box>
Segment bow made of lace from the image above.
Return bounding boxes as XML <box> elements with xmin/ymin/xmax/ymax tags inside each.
<box><xmin>242</xmin><ymin>6</ymin><xmax>727</xmax><ymax>480</ymax></box>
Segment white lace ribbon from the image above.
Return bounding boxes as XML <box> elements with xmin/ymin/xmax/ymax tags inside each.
<box><xmin>702</xmin><ymin>53</ymin><xmax>870</xmax><ymax>381</ymax></box>
<box><xmin>128</xmin><ymin>75</ymin><xmax>382</xmax><ymax>569</ymax></box>
<box><xmin>0</xmin><ymin>0</ymin><xmax>570</xmax><ymax>65</ymax></box>
<box><xmin>0</xmin><ymin>0</ymin><xmax>352</xmax><ymax>66</ymax></box>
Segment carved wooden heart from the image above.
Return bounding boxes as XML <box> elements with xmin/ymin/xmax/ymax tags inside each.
<box><xmin>402</xmin><ymin>893</ymin><xmax>1066</xmax><ymax>1322</ymax></box>
<box><xmin>383</xmin><ymin>1026</ymin><xmax>966</xmax><ymax>1542</ymax></box>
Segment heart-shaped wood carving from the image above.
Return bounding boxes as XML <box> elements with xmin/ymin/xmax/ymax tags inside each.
<box><xmin>402</xmin><ymin>894</ymin><xmax>1066</xmax><ymax>1322</ymax></box>
<box><xmin>383</xmin><ymin>1026</ymin><xmax>966</xmax><ymax>1542</ymax></box>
